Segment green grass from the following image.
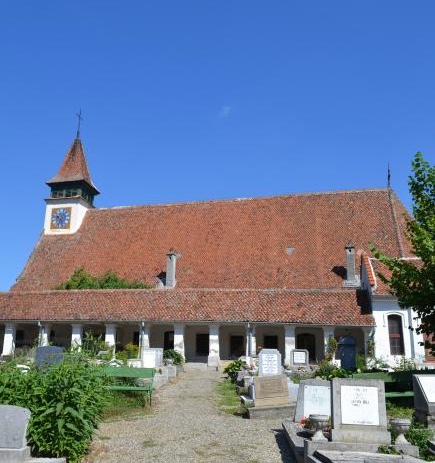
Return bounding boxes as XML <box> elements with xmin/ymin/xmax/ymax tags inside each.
<box><xmin>103</xmin><ymin>391</ymin><xmax>152</xmax><ymax>420</ymax></box>
<box><xmin>215</xmin><ymin>379</ymin><xmax>248</xmax><ymax>416</ymax></box>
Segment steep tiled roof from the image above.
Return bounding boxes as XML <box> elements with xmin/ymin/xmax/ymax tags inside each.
<box><xmin>46</xmin><ymin>138</ymin><xmax>99</xmax><ymax>193</ymax></box>
<box><xmin>12</xmin><ymin>188</ymin><xmax>413</xmax><ymax>293</ymax></box>
<box><xmin>0</xmin><ymin>289</ymin><xmax>373</xmax><ymax>326</ymax></box>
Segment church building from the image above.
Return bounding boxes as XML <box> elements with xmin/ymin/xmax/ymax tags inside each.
<box><xmin>0</xmin><ymin>136</ymin><xmax>429</xmax><ymax>367</ymax></box>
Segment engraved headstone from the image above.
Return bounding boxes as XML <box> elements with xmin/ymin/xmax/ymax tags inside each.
<box><xmin>34</xmin><ymin>346</ymin><xmax>64</xmax><ymax>367</ymax></box>
<box><xmin>294</xmin><ymin>378</ymin><xmax>331</xmax><ymax>423</ymax></box>
<box><xmin>289</xmin><ymin>349</ymin><xmax>309</xmax><ymax>370</ymax></box>
<box><xmin>141</xmin><ymin>347</ymin><xmax>164</xmax><ymax>368</ymax></box>
<box><xmin>258</xmin><ymin>349</ymin><xmax>281</xmax><ymax>376</ymax></box>
<box><xmin>413</xmin><ymin>374</ymin><xmax>435</xmax><ymax>429</ymax></box>
<box><xmin>330</xmin><ymin>378</ymin><xmax>390</xmax><ymax>444</ymax></box>
<box><xmin>0</xmin><ymin>405</ymin><xmax>30</xmax><ymax>449</ymax></box>
<box><xmin>253</xmin><ymin>375</ymin><xmax>290</xmax><ymax>407</ymax></box>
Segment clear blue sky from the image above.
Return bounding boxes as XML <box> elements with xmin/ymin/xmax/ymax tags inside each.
<box><xmin>1</xmin><ymin>1</ymin><xmax>435</xmax><ymax>291</ymax></box>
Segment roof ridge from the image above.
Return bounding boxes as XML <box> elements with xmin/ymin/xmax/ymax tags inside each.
<box><xmin>94</xmin><ymin>187</ymin><xmax>393</xmax><ymax>211</ymax></box>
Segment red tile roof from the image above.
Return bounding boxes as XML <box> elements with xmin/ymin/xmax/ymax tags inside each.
<box><xmin>0</xmin><ymin>288</ymin><xmax>373</xmax><ymax>326</ymax></box>
<box><xmin>12</xmin><ymin>189</ymin><xmax>413</xmax><ymax>294</ymax></box>
<box><xmin>45</xmin><ymin>138</ymin><xmax>99</xmax><ymax>193</ymax></box>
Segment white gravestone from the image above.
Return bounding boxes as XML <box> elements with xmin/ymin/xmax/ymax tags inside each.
<box><xmin>258</xmin><ymin>349</ymin><xmax>281</xmax><ymax>376</ymax></box>
<box><xmin>330</xmin><ymin>378</ymin><xmax>390</xmax><ymax>444</ymax></box>
<box><xmin>294</xmin><ymin>379</ymin><xmax>331</xmax><ymax>423</ymax></box>
<box><xmin>290</xmin><ymin>349</ymin><xmax>310</xmax><ymax>370</ymax></box>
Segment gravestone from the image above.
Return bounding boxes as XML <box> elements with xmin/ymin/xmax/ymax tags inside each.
<box><xmin>258</xmin><ymin>349</ymin><xmax>281</xmax><ymax>376</ymax></box>
<box><xmin>294</xmin><ymin>378</ymin><xmax>331</xmax><ymax>423</ymax></box>
<box><xmin>330</xmin><ymin>378</ymin><xmax>391</xmax><ymax>444</ymax></box>
<box><xmin>253</xmin><ymin>375</ymin><xmax>290</xmax><ymax>407</ymax></box>
<box><xmin>413</xmin><ymin>374</ymin><xmax>435</xmax><ymax>429</ymax></box>
<box><xmin>289</xmin><ymin>349</ymin><xmax>309</xmax><ymax>370</ymax></box>
<box><xmin>141</xmin><ymin>347</ymin><xmax>163</xmax><ymax>368</ymax></box>
<box><xmin>0</xmin><ymin>405</ymin><xmax>65</xmax><ymax>462</ymax></box>
<box><xmin>34</xmin><ymin>346</ymin><xmax>64</xmax><ymax>367</ymax></box>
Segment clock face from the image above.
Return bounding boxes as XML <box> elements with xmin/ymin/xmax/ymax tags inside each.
<box><xmin>51</xmin><ymin>207</ymin><xmax>71</xmax><ymax>229</ymax></box>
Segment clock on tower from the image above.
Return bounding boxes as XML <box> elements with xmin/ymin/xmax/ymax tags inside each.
<box><xmin>50</xmin><ymin>207</ymin><xmax>72</xmax><ymax>229</ymax></box>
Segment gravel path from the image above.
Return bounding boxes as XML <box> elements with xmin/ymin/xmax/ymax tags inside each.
<box><xmin>87</xmin><ymin>367</ymin><xmax>296</xmax><ymax>463</ymax></box>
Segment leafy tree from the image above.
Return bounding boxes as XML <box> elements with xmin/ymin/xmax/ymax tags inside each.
<box><xmin>371</xmin><ymin>152</ymin><xmax>435</xmax><ymax>353</ymax></box>
<box><xmin>55</xmin><ymin>267</ymin><xmax>150</xmax><ymax>289</ymax></box>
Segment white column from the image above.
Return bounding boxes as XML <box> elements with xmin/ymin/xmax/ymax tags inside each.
<box><xmin>71</xmin><ymin>324</ymin><xmax>83</xmax><ymax>349</ymax></box>
<box><xmin>284</xmin><ymin>325</ymin><xmax>296</xmax><ymax>367</ymax></box>
<box><xmin>251</xmin><ymin>326</ymin><xmax>257</xmax><ymax>357</ymax></box>
<box><xmin>173</xmin><ymin>323</ymin><xmax>185</xmax><ymax>360</ymax></box>
<box><xmin>1</xmin><ymin>323</ymin><xmax>16</xmax><ymax>357</ymax></box>
<box><xmin>41</xmin><ymin>324</ymin><xmax>51</xmax><ymax>347</ymax></box>
<box><xmin>140</xmin><ymin>322</ymin><xmax>150</xmax><ymax>349</ymax></box>
<box><xmin>208</xmin><ymin>324</ymin><xmax>220</xmax><ymax>368</ymax></box>
<box><xmin>105</xmin><ymin>324</ymin><xmax>117</xmax><ymax>347</ymax></box>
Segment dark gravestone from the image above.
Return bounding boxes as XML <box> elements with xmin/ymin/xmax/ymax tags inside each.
<box><xmin>34</xmin><ymin>346</ymin><xmax>64</xmax><ymax>367</ymax></box>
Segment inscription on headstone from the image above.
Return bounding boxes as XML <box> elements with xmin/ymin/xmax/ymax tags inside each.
<box><xmin>258</xmin><ymin>349</ymin><xmax>281</xmax><ymax>376</ymax></box>
<box><xmin>253</xmin><ymin>375</ymin><xmax>290</xmax><ymax>407</ymax></box>
<box><xmin>290</xmin><ymin>349</ymin><xmax>309</xmax><ymax>369</ymax></box>
<box><xmin>341</xmin><ymin>385</ymin><xmax>379</xmax><ymax>426</ymax></box>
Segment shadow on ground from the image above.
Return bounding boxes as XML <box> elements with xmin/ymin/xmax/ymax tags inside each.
<box><xmin>273</xmin><ymin>428</ymin><xmax>297</xmax><ymax>463</ymax></box>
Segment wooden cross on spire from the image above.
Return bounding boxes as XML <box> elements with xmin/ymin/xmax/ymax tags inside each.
<box><xmin>76</xmin><ymin>109</ymin><xmax>83</xmax><ymax>139</ymax></box>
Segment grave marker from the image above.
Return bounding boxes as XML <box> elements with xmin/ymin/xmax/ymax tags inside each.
<box><xmin>258</xmin><ymin>349</ymin><xmax>281</xmax><ymax>376</ymax></box>
<box><xmin>289</xmin><ymin>349</ymin><xmax>309</xmax><ymax>370</ymax></box>
<box><xmin>413</xmin><ymin>374</ymin><xmax>435</xmax><ymax>429</ymax></box>
<box><xmin>253</xmin><ymin>375</ymin><xmax>290</xmax><ymax>407</ymax></box>
<box><xmin>330</xmin><ymin>378</ymin><xmax>390</xmax><ymax>444</ymax></box>
<box><xmin>294</xmin><ymin>378</ymin><xmax>331</xmax><ymax>423</ymax></box>
<box><xmin>34</xmin><ymin>346</ymin><xmax>64</xmax><ymax>367</ymax></box>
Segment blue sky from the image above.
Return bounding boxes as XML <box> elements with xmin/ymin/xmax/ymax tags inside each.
<box><xmin>1</xmin><ymin>1</ymin><xmax>435</xmax><ymax>291</ymax></box>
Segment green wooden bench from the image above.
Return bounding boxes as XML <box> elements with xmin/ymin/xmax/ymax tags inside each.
<box><xmin>99</xmin><ymin>366</ymin><xmax>155</xmax><ymax>405</ymax></box>
<box><xmin>352</xmin><ymin>370</ymin><xmax>434</xmax><ymax>399</ymax></box>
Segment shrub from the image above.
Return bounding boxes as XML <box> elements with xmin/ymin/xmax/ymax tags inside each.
<box><xmin>405</xmin><ymin>422</ymin><xmax>434</xmax><ymax>461</ymax></box>
<box><xmin>0</xmin><ymin>353</ymin><xmax>108</xmax><ymax>463</ymax></box>
<box><xmin>223</xmin><ymin>359</ymin><xmax>247</xmax><ymax>383</ymax></box>
<box><xmin>314</xmin><ymin>360</ymin><xmax>351</xmax><ymax>380</ymax></box>
<box><xmin>163</xmin><ymin>349</ymin><xmax>184</xmax><ymax>365</ymax></box>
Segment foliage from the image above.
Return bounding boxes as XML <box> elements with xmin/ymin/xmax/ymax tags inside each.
<box><xmin>392</xmin><ymin>356</ymin><xmax>417</xmax><ymax>372</ymax></box>
<box><xmin>386</xmin><ymin>401</ymin><xmax>414</xmax><ymax>420</ymax></box>
<box><xmin>163</xmin><ymin>349</ymin><xmax>184</xmax><ymax>365</ymax></box>
<box><xmin>324</xmin><ymin>337</ymin><xmax>338</xmax><ymax>361</ymax></box>
<box><xmin>81</xmin><ymin>331</ymin><xmax>109</xmax><ymax>358</ymax></box>
<box><xmin>404</xmin><ymin>422</ymin><xmax>435</xmax><ymax>461</ymax></box>
<box><xmin>0</xmin><ymin>353</ymin><xmax>108</xmax><ymax>463</ymax></box>
<box><xmin>115</xmin><ymin>343</ymin><xmax>139</xmax><ymax>363</ymax></box>
<box><xmin>355</xmin><ymin>353</ymin><xmax>367</xmax><ymax>372</ymax></box>
<box><xmin>223</xmin><ymin>359</ymin><xmax>247</xmax><ymax>383</ymax></box>
<box><xmin>371</xmin><ymin>152</ymin><xmax>435</xmax><ymax>354</ymax></box>
<box><xmin>314</xmin><ymin>360</ymin><xmax>351</xmax><ymax>380</ymax></box>
<box><xmin>55</xmin><ymin>267</ymin><xmax>150</xmax><ymax>290</ymax></box>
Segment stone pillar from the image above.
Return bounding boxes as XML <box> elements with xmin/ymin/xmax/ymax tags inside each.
<box><xmin>105</xmin><ymin>324</ymin><xmax>117</xmax><ymax>347</ymax></box>
<box><xmin>251</xmin><ymin>326</ymin><xmax>257</xmax><ymax>357</ymax></box>
<box><xmin>140</xmin><ymin>322</ymin><xmax>150</xmax><ymax>349</ymax></box>
<box><xmin>71</xmin><ymin>324</ymin><xmax>83</xmax><ymax>349</ymax></box>
<box><xmin>208</xmin><ymin>324</ymin><xmax>220</xmax><ymax>368</ymax></box>
<box><xmin>173</xmin><ymin>323</ymin><xmax>185</xmax><ymax>360</ymax></box>
<box><xmin>284</xmin><ymin>325</ymin><xmax>296</xmax><ymax>367</ymax></box>
<box><xmin>40</xmin><ymin>324</ymin><xmax>51</xmax><ymax>347</ymax></box>
<box><xmin>1</xmin><ymin>323</ymin><xmax>16</xmax><ymax>357</ymax></box>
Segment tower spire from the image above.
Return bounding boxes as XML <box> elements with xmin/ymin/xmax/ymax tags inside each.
<box><xmin>76</xmin><ymin>109</ymin><xmax>83</xmax><ymax>139</ymax></box>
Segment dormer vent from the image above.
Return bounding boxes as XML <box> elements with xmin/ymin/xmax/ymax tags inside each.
<box><xmin>344</xmin><ymin>242</ymin><xmax>360</xmax><ymax>287</ymax></box>
<box><xmin>165</xmin><ymin>251</ymin><xmax>181</xmax><ymax>288</ymax></box>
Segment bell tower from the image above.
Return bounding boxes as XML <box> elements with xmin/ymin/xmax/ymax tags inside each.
<box><xmin>44</xmin><ymin>132</ymin><xmax>99</xmax><ymax>235</ymax></box>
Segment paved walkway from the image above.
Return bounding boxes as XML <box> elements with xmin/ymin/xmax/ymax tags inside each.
<box><xmin>86</xmin><ymin>367</ymin><xmax>296</xmax><ymax>463</ymax></box>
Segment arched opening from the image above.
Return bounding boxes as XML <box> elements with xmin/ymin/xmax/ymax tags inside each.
<box><xmin>296</xmin><ymin>333</ymin><xmax>316</xmax><ymax>362</ymax></box>
<box><xmin>388</xmin><ymin>314</ymin><xmax>404</xmax><ymax>355</ymax></box>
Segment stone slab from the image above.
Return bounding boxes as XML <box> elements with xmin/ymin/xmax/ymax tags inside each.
<box><xmin>248</xmin><ymin>404</ymin><xmax>295</xmax><ymax>420</ymax></box>
<box><xmin>310</xmin><ymin>450</ymin><xmax>423</xmax><ymax>462</ymax></box>
<box><xmin>330</xmin><ymin>378</ymin><xmax>390</xmax><ymax>444</ymax></box>
<box><xmin>0</xmin><ymin>446</ymin><xmax>31</xmax><ymax>461</ymax></box>
<box><xmin>34</xmin><ymin>346</ymin><xmax>64</xmax><ymax>368</ymax></box>
<box><xmin>294</xmin><ymin>378</ymin><xmax>331</xmax><ymax>423</ymax></box>
<box><xmin>289</xmin><ymin>349</ymin><xmax>310</xmax><ymax>370</ymax></box>
<box><xmin>0</xmin><ymin>405</ymin><xmax>31</xmax><ymax>449</ymax></box>
<box><xmin>413</xmin><ymin>374</ymin><xmax>435</xmax><ymax>428</ymax></box>
<box><xmin>253</xmin><ymin>374</ymin><xmax>290</xmax><ymax>407</ymax></box>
